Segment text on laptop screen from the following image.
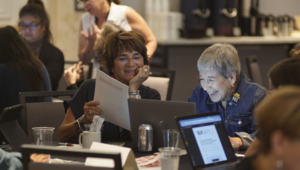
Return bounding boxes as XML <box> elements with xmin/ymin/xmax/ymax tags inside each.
<box><xmin>178</xmin><ymin>114</ymin><xmax>235</xmax><ymax>167</ymax></box>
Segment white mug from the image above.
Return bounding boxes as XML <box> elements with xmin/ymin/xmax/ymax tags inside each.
<box><xmin>78</xmin><ymin>131</ymin><xmax>101</xmax><ymax>148</ymax></box>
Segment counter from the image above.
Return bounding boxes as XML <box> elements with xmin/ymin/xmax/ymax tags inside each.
<box><xmin>157</xmin><ymin>36</ymin><xmax>300</xmax><ymax>45</ymax></box>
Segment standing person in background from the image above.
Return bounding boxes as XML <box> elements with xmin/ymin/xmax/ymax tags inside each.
<box><xmin>64</xmin><ymin>23</ymin><xmax>125</xmax><ymax>90</ymax></box>
<box><xmin>19</xmin><ymin>0</ymin><xmax>65</xmax><ymax>91</ymax></box>
<box><xmin>77</xmin><ymin>0</ymin><xmax>157</xmax><ymax>77</ymax></box>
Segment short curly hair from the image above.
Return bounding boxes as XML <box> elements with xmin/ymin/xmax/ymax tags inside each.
<box><xmin>100</xmin><ymin>31</ymin><xmax>148</xmax><ymax>76</ymax></box>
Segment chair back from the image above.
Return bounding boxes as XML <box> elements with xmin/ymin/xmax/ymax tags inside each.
<box><xmin>143</xmin><ymin>68</ymin><xmax>175</xmax><ymax>101</ymax></box>
<box><xmin>21</xmin><ymin>144</ymin><xmax>122</xmax><ymax>170</ymax></box>
<box><xmin>19</xmin><ymin>91</ymin><xmax>76</xmax><ymax>140</ymax></box>
<box><xmin>26</xmin><ymin>102</ymin><xmax>65</xmax><ymax>142</ymax></box>
<box><xmin>246</xmin><ymin>56</ymin><xmax>263</xmax><ymax>85</ymax></box>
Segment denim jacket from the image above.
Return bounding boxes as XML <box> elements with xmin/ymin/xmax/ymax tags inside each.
<box><xmin>187</xmin><ymin>73</ymin><xmax>266</xmax><ymax>149</ymax></box>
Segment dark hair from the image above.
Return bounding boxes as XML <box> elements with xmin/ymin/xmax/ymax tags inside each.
<box><xmin>0</xmin><ymin>26</ymin><xmax>46</xmax><ymax>91</ymax></box>
<box><xmin>100</xmin><ymin>31</ymin><xmax>148</xmax><ymax>76</ymax></box>
<box><xmin>19</xmin><ymin>0</ymin><xmax>52</xmax><ymax>42</ymax></box>
<box><xmin>107</xmin><ymin>0</ymin><xmax>121</xmax><ymax>5</ymax></box>
<box><xmin>289</xmin><ymin>43</ymin><xmax>300</xmax><ymax>58</ymax></box>
<box><xmin>268</xmin><ymin>58</ymin><xmax>300</xmax><ymax>88</ymax></box>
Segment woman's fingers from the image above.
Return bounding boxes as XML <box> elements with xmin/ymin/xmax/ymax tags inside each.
<box><xmin>80</xmin><ymin>30</ymin><xmax>88</xmax><ymax>39</ymax></box>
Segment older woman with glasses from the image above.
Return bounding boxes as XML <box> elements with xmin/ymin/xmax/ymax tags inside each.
<box><xmin>188</xmin><ymin>43</ymin><xmax>266</xmax><ymax>150</ymax></box>
<box><xmin>58</xmin><ymin>31</ymin><xmax>160</xmax><ymax>142</ymax></box>
<box><xmin>19</xmin><ymin>0</ymin><xmax>65</xmax><ymax>91</ymax></box>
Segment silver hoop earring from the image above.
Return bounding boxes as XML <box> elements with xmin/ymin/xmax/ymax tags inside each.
<box><xmin>276</xmin><ymin>160</ymin><xmax>284</xmax><ymax>169</ymax></box>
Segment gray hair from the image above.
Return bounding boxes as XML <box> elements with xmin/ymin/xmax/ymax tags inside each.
<box><xmin>197</xmin><ymin>43</ymin><xmax>241</xmax><ymax>83</ymax></box>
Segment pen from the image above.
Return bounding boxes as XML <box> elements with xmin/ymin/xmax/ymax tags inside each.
<box><xmin>58</xmin><ymin>142</ymin><xmax>73</xmax><ymax>146</ymax></box>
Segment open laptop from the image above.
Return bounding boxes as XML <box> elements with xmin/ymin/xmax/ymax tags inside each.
<box><xmin>0</xmin><ymin>104</ymin><xmax>31</xmax><ymax>151</ymax></box>
<box><xmin>128</xmin><ymin>99</ymin><xmax>196</xmax><ymax>150</ymax></box>
<box><xmin>175</xmin><ymin>112</ymin><xmax>237</xmax><ymax>170</ymax></box>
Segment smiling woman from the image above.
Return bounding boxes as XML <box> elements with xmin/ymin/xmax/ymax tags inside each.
<box><xmin>58</xmin><ymin>31</ymin><xmax>160</xmax><ymax>142</ymax></box>
<box><xmin>188</xmin><ymin>43</ymin><xmax>266</xmax><ymax>150</ymax></box>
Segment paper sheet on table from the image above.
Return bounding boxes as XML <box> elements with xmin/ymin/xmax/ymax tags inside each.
<box><xmin>94</xmin><ymin>70</ymin><xmax>130</xmax><ymax>130</ymax></box>
<box><xmin>85</xmin><ymin>142</ymin><xmax>138</xmax><ymax>170</ymax></box>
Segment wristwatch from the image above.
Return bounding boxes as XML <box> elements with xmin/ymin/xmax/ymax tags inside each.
<box><xmin>74</xmin><ymin>114</ymin><xmax>85</xmax><ymax>131</ymax></box>
<box><xmin>74</xmin><ymin>120</ymin><xmax>82</xmax><ymax>131</ymax></box>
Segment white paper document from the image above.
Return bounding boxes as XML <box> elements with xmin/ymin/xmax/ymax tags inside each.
<box><xmin>192</xmin><ymin>125</ymin><xmax>227</xmax><ymax>164</ymax></box>
<box><xmin>94</xmin><ymin>70</ymin><xmax>131</xmax><ymax>130</ymax></box>
<box><xmin>85</xmin><ymin>142</ymin><xmax>138</xmax><ymax>170</ymax></box>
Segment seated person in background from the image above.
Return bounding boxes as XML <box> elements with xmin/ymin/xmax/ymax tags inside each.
<box><xmin>64</xmin><ymin>23</ymin><xmax>125</xmax><ymax>90</ymax></box>
<box><xmin>19</xmin><ymin>0</ymin><xmax>65</xmax><ymax>91</ymax></box>
<box><xmin>235</xmin><ymin>86</ymin><xmax>300</xmax><ymax>170</ymax></box>
<box><xmin>289</xmin><ymin>42</ymin><xmax>300</xmax><ymax>58</ymax></box>
<box><xmin>0</xmin><ymin>26</ymin><xmax>52</xmax><ymax>113</ymax></box>
<box><xmin>58</xmin><ymin>31</ymin><xmax>161</xmax><ymax>142</ymax></box>
<box><xmin>245</xmin><ymin>58</ymin><xmax>300</xmax><ymax>157</ymax></box>
<box><xmin>0</xmin><ymin>26</ymin><xmax>52</xmax><ymax>144</ymax></box>
<box><xmin>188</xmin><ymin>43</ymin><xmax>266</xmax><ymax>150</ymax></box>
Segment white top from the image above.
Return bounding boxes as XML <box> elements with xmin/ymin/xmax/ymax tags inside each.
<box><xmin>81</xmin><ymin>2</ymin><xmax>132</xmax><ymax>34</ymax></box>
<box><xmin>81</xmin><ymin>2</ymin><xmax>132</xmax><ymax>78</ymax></box>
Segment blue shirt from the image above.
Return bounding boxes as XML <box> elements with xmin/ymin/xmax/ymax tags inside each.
<box><xmin>0</xmin><ymin>149</ymin><xmax>22</xmax><ymax>170</ymax></box>
<box><xmin>188</xmin><ymin>73</ymin><xmax>266</xmax><ymax>149</ymax></box>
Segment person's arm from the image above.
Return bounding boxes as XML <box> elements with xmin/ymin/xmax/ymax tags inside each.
<box><xmin>58</xmin><ymin>108</ymin><xmax>81</xmax><ymax>141</ymax></box>
<box><xmin>128</xmin><ymin>65</ymin><xmax>149</xmax><ymax>91</ymax></box>
<box><xmin>78</xmin><ymin>21</ymin><xmax>98</xmax><ymax>64</ymax></box>
<box><xmin>58</xmin><ymin>101</ymin><xmax>103</xmax><ymax>141</ymax></box>
<box><xmin>126</xmin><ymin>8</ymin><xmax>157</xmax><ymax>60</ymax></box>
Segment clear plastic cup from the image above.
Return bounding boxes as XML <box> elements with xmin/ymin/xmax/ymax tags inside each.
<box><xmin>159</xmin><ymin>147</ymin><xmax>181</xmax><ymax>170</ymax></box>
<box><xmin>162</xmin><ymin>129</ymin><xmax>179</xmax><ymax>148</ymax></box>
<box><xmin>32</xmin><ymin>127</ymin><xmax>55</xmax><ymax>146</ymax></box>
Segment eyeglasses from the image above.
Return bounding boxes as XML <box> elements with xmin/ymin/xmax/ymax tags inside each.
<box><xmin>18</xmin><ymin>22</ymin><xmax>41</xmax><ymax>31</ymax></box>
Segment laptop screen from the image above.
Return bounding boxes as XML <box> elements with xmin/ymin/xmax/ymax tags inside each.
<box><xmin>176</xmin><ymin>112</ymin><xmax>236</xmax><ymax>168</ymax></box>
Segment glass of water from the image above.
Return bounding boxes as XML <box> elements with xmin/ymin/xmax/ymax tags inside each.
<box><xmin>158</xmin><ymin>147</ymin><xmax>181</xmax><ymax>170</ymax></box>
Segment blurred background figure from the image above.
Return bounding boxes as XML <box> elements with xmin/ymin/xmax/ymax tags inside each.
<box><xmin>0</xmin><ymin>26</ymin><xmax>52</xmax><ymax>143</ymax></box>
<box><xmin>77</xmin><ymin>0</ymin><xmax>157</xmax><ymax>77</ymax></box>
<box><xmin>245</xmin><ymin>57</ymin><xmax>300</xmax><ymax>157</ymax></box>
<box><xmin>64</xmin><ymin>22</ymin><xmax>124</xmax><ymax>90</ymax></box>
<box><xmin>0</xmin><ymin>26</ymin><xmax>52</xmax><ymax>114</ymax></box>
<box><xmin>19</xmin><ymin>0</ymin><xmax>65</xmax><ymax>91</ymax></box>
<box><xmin>289</xmin><ymin>43</ymin><xmax>300</xmax><ymax>58</ymax></box>
<box><xmin>236</xmin><ymin>86</ymin><xmax>300</xmax><ymax>170</ymax></box>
